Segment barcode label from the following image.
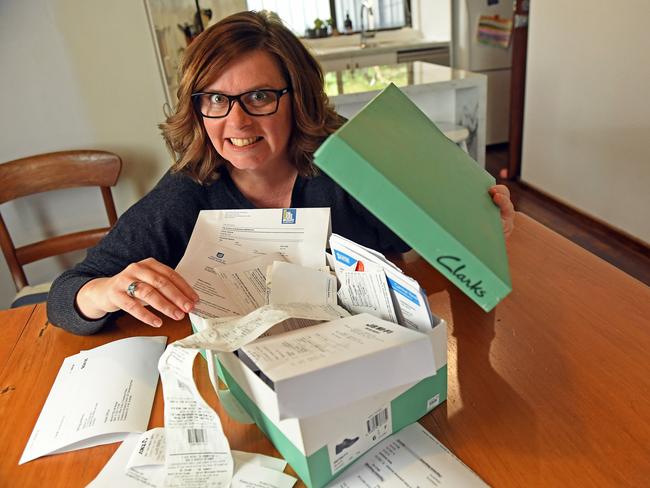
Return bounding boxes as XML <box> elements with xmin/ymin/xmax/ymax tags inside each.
<box><xmin>366</xmin><ymin>408</ymin><xmax>389</xmax><ymax>434</ymax></box>
<box><xmin>186</xmin><ymin>428</ymin><xmax>207</xmax><ymax>444</ymax></box>
<box><xmin>427</xmin><ymin>394</ymin><xmax>441</xmax><ymax>411</ymax></box>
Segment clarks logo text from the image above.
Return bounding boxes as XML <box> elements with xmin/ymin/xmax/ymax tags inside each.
<box><xmin>436</xmin><ymin>256</ymin><xmax>486</xmax><ymax>298</ymax></box>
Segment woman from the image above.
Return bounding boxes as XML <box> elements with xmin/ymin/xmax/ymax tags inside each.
<box><xmin>47</xmin><ymin>11</ymin><xmax>515</xmax><ymax>335</ymax></box>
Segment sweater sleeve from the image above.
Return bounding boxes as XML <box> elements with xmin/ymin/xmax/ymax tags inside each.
<box><xmin>46</xmin><ymin>171</ymin><xmax>204</xmax><ymax>335</ymax></box>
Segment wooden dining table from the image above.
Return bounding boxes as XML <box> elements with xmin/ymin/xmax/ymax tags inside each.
<box><xmin>0</xmin><ymin>212</ymin><xmax>648</xmax><ymax>487</ymax></box>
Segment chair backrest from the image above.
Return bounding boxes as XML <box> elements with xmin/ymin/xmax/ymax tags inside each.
<box><xmin>0</xmin><ymin>150</ymin><xmax>122</xmax><ymax>291</ymax></box>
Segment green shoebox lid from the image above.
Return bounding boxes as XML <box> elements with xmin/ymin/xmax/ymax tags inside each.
<box><xmin>314</xmin><ymin>83</ymin><xmax>511</xmax><ymax>311</ymax></box>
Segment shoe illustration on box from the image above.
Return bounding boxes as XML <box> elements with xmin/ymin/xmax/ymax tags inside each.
<box><xmin>335</xmin><ymin>437</ymin><xmax>360</xmax><ymax>455</ymax></box>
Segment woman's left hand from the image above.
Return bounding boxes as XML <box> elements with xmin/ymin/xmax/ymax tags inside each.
<box><xmin>489</xmin><ymin>185</ymin><xmax>515</xmax><ymax>239</ymax></box>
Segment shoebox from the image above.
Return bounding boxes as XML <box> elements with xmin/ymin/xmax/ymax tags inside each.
<box><xmin>313</xmin><ymin>83</ymin><xmax>511</xmax><ymax>312</ymax></box>
<box><xmin>193</xmin><ymin>315</ymin><xmax>447</xmax><ymax>488</ymax></box>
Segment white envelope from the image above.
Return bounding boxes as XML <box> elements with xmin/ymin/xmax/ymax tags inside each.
<box><xmin>20</xmin><ymin>336</ymin><xmax>166</xmax><ymax>464</ymax></box>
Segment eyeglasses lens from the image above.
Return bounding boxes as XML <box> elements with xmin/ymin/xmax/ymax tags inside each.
<box><xmin>198</xmin><ymin>90</ymin><xmax>280</xmax><ymax>117</ymax></box>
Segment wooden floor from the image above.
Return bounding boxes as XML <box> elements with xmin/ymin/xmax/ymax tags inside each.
<box><xmin>486</xmin><ymin>144</ymin><xmax>650</xmax><ymax>286</ymax></box>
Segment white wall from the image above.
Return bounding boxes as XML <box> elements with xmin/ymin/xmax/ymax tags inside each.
<box><xmin>0</xmin><ymin>0</ymin><xmax>172</xmax><ymax>308</ymax></box>
<box><xmin>412</xmin><ymin>0</ymin><xmax>450</xmax><ymax>41</ymax></box>
<box><xmin>521</xmin><ymin>0</ymin><xmax>650</xmax><ymax>244</ymax></box>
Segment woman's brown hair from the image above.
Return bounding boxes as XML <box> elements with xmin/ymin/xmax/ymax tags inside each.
<box><xmin>160</xmin><ymin>10</ymin><xmax>343</xmax><ymax>184</ymax></box>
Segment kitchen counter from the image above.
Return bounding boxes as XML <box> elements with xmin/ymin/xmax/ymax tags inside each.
<box><xmin>324</xmin><ymin>61</ymin><xmax>484</xmax><ymax>96</ymax></box>
<box><xmin>309</xmin><ymin>38</ymin><xmax>449</xmax><ymax>61</ymax></box>
<box><xmin>324</xmin><ymin>61</ymin><xmax>487</xmax><ymax>165</ymax></box>
<box><xmin>303</xmin><ymin>29</ymin><xmax>450</xmax><ymax>71</ymax></box>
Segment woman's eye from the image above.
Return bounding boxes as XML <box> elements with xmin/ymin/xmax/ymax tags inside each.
<box><xmin>250</xmin><ymin>91</ymin><xmax>269</xmax><ymax>103</ymax></box>
<box><xmin>210</xmin><ymin>94</ymin><xmax>227</xmax><ymax>104</ymax></box>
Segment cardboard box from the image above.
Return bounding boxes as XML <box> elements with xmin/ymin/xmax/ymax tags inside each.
<box><xmin>200</xmin><ymin>319</ymin><xmax>447</xmax><ymax>488</ymax></box>
<box><xmin>314</xmin><ymin>83</ymin><xmax>511</xmax><ymax>312</ymax></box>
<box><xmin>238</xmin><ymin>313</ymin><xmax>438</xmax><ymax>420</ymax></box>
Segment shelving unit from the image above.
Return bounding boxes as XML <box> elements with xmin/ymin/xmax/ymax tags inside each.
<box><xmin>324</xmin><ymin>62</ymin><xmax>487</xmax><ymax>165</ymax></box>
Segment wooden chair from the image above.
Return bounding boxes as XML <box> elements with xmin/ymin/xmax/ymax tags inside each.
<box><xmin>0</xmin><ymin>150</ymin><xmax>122</xmax><ymax>306</ymax></box>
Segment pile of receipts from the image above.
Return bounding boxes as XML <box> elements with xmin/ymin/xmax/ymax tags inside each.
<box><xmin>166</xmin><ymin>207</ymin><xmax>441</xmax><ymax>486</ymax></box>
<box><xmin>88</xmin><ymin>428</ymin><xmax>297</xmax><ymax>487</ymax></box>
<box><xmin>175</xmin><ymin>207</ymin><xmax>334</xmax><ymax>320</ymax></box>
<box><xmin>175</xmin><ymin>208</ymin><xmax>438</xmax><ymax>333</ymax></box>
<box><xmin>21</xmin><ymin>207</ymin><xmax>448</xmax><ymax>487</ymax></box>
<box><xmin>154</xmin><ymin>207</ymin><xmax>441</xmax><ymax>486</ymax></box>
<box><xmin>329</xmin><ymin>234</ymin><xmax>439</xmax><ymax>332</ymax></box>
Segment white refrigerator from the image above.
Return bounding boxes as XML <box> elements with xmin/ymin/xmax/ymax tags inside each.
<box><xmin>451</xmin><ymin>0</ymin><xmax>514</xmax><ymax>145</ymax></box>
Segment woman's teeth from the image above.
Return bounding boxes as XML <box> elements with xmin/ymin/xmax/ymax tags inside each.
<box><xmin>230</xmin><ymin>137</ymin><xmax>260</xmax><ymax>147</ymax></box>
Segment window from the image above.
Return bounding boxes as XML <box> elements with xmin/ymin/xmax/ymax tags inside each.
<box><xmin>334</xmin><ymin>0</ymin><xmax>410</xmax><ymax>33</ymax></box>
<box><xmin>246</xmin><ymin>0</ymin><xmax>332</xmax><ymax>36</ymax></box>
<box><xmin>246</xmin><ymin>0</ymin><xmax>411</xmax><ymax>37</ymax></box>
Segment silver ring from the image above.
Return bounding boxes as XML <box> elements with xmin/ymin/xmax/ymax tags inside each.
<box><xmin>126</xmin><ymin>281</ymin><xmax>141</xmax><ymax>298</ymax></box>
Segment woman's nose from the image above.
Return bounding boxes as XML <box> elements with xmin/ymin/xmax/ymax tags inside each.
<box><xmin>227</xmin><ymin>99</ymin><xmax>253</xmax><ymax>127</ymax></box>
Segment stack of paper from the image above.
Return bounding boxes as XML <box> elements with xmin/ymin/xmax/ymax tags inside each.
<box><xmin>330</xmin><ymin>233</ymin><xmax>438</xmax><ymax>332</ymax></box>
<box><xmin>176</xmin><ymin>208</ymin><xmax>331</xmax><ymax>323</ymax></box>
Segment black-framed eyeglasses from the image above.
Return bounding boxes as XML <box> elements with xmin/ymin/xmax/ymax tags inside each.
<box><xmin>191</xmin><ymin>88</ymin><xmax>290</xmax><ymax>118</ymax></box>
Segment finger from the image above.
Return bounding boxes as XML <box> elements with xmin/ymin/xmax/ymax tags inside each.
<box><xmin>503</xmin><ymin>213</ymin><xmax>515</xmax><ymax>230</ymax></box>
<box><xmin>489</xmin><ymin>184</ymin><xmax>510</xmax><ymax>198</ymax></box>
<box><xmin>493</xmin><ymin>193</ymin><xmax>515</xmax><ymax>216</ymax></box>
<box><xmin>490</xmin><ymin>187</ymin><xmax>511</xmax><ymax>207</ymax></box>
<box><xmin>115</xmin><ymin>294</ymin><xmax>163</xmax><ymax>327</ymax></box>
<box><xmin>491</xmin><ymin>192</ymin><xmax>506</xmax><ymax>209</ymax></box>
<box><xmin>502</xmin><ymin>210</ymin><xmax>515</xmax><ymax>239</ymax></box>
<box><xmin>504</xmin><ymin>219</ymin><xmax>514</xmax><ymax>238</ymax></box>
<box><xmin>129</xmin><ymin>281</ymin><xmax>187</xmax><ymax>320</ymax></box>
<box><xmin>502</xmin><ymin>198</ymin><xmax>515</xmax><ymax>219</ymax></box>
<box><xmin>125</xmin><ymin>262</ymin><xmax>192</xmax><ymax>315</ymax></box>
<box><xmin>491</xmin><ymin>192</ymin><xmax>515</xmax><ymax>238</ymax></box>
<box><xmin>145</xmin><ymin>259</ymin><xmax>199</xmax><ymax>309</ymax></box>
<box><xmin>504</xmin><ymin>198</ymin><xmax>515</xmax><ymax>218</ymax></box>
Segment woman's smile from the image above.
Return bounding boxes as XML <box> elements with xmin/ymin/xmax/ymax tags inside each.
<box><xmin>227</xmin><ymin>136</ymin><xmax>263</xmax><ymax>148</ymax></box>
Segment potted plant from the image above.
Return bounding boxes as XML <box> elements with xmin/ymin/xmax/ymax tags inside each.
<box><xmin>314</xmin><ymin>18</ymin><xmax>329</xmax><ymax>38</ymax></box>
<box><xmin>327</xmin><ymin>17</ymin><xmax>338</xmax><ymax>36</ymax></box>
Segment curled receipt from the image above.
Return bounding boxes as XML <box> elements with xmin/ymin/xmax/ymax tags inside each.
<box><xmin>179</xmin><ymin>303</ymin><xmax>350</xmax><ymax>352</ymax></box>
<box><xmin>158</xmin><ymin>345</ymin><xmax>233</xmax><ymax>487</ymax></box>
<box><xmin>156</xmin><ymin>303</ymin><xmax>349</xmax><ymax>486</ymax></box>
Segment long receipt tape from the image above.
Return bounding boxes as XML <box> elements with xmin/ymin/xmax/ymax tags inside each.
<box><xmin>314</xmin><ymin>83</ymin><xmax>511</xmax><ymax>311</ymax></box>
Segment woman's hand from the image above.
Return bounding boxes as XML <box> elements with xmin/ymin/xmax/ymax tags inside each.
<box><xmin>75</xmin><ymin>258</ymin><xmax>199</xmax><ymax>327</ymax></box>
<box><xmin>489</xmin><ymin>185</ymin><xmax>515</xmax><ymax>239</ymax></box>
